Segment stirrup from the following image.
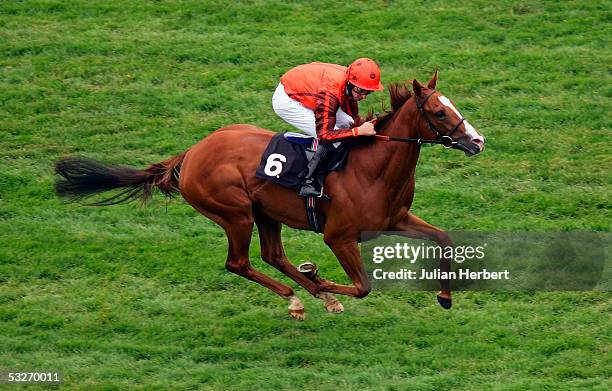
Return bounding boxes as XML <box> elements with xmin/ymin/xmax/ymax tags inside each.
<box><xmin>299</xmin><ymin>185</ymin><xmax>330</xmax><ymax>200</ymax></box>
<box><xmin>317</xmin><ymin>187</ymin><xmax>331</xmax><ymax>201</ymax></box>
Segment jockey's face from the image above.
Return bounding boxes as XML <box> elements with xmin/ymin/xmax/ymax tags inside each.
<box><xmin>349</xmin><ymin>85</ymin><xmax>371</xmax><ymax>102</ymax></box>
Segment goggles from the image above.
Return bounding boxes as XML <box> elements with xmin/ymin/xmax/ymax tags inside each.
<box><xmin>352</xmin><ymin>86</ymin><xmax>372</xmax><ymax>96</ymax></box>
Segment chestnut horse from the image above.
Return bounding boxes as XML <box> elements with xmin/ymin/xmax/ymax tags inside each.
<box><xmin>55</xmin><ymin>71</ymin><xmax>485</xmax><ymax>320</ymax></box>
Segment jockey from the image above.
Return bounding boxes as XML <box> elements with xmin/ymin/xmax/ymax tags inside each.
<box><xmin>272</xmin><ymin>58</ymin><xmax>384</xmax><ymax>198</ymax></box>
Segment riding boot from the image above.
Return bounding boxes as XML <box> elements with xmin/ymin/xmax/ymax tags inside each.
<box><xmin>299</xmin><ymin>142</ymin><xmax>330</xmax><ymax>198</ymax></box>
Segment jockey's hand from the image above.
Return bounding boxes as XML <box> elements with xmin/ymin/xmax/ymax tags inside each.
<box><xmin>357</xmin><ymin>121</ymin><xmax>376</xmax><ymax>136</ymax></box>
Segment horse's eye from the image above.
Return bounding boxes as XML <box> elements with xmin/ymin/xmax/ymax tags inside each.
<box><xmin>435</xmin><ymin>110</ymin><xmax>446</xmax><ymax>118</ymax></box>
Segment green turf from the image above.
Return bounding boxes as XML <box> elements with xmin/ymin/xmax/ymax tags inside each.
<box><xmin>1</xmin><ymin>1</ymin><xmax>610</xmax><ymax>390</ymax></box>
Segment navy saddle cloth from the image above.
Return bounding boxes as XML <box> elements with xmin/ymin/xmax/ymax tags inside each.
<box><xmin>255</xmin><ymin>132</ymin><xmax>349</xmax><ymax>189</ymax></box>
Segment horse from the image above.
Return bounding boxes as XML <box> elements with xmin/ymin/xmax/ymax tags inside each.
<box><xmin>55</xmin><ymin>71</ymin><xmax>486</xmax><ymax>320</ymax></box>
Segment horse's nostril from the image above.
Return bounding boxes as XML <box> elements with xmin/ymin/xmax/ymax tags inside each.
<box><xmin>473</xmin><ymin>137</ymin><xmax>485</xmax><ymax>148</ymax></box>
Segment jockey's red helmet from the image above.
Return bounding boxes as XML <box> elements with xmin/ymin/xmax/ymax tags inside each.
<box><xmin>346</xmin><ymin>58</ymin><xmax>384</xmax><ymax>91</ymax></box>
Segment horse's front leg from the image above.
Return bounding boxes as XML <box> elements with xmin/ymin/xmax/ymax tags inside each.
<box><xmin>318</xmin><ymin>240</ymin><xmax>372</xmax><ymax>298</ymax></box>
<box><xmin>253</xmin><ymin>208</ymin><xmax>344</xmax><ymax>314</ymax></box>
<box><xmin>389</xmin><ymin>209</ymin><xmax>454</xmax><ymax>309</ymax></box>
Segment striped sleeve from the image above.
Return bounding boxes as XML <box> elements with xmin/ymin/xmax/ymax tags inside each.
<box><xmin>314</xmin><ymin>92</ymin><xmax>356</xmax><ymax>141</ymax></box>
<box><xmin>342</xmin><ymin>98</ymin><xmax>359</xmax><ymax>121</ymax></box>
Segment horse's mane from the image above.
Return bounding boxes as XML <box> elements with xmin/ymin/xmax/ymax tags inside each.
<box><xmin>356</xmin><ymin>82</ymin><xmax>413</xmax><ymax>131</ymax></box>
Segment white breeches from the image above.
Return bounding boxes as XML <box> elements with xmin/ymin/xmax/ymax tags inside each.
<box><xmin>272</xmin><ymin>83</ymin><xmax>354</xmax><ymax>137</ymax></box>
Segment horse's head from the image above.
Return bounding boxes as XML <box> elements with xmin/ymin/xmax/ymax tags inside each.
<box><xmin>412</xmin><ymin>71</ymin><xmax>485</xmax><ymax>156</ymax></box>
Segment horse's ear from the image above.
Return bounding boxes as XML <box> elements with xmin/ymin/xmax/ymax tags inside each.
<box><xmin>412</xmin><ymin>79</ymin><xmax>424</xmax><ymax>97</ymax></box>
<box><xmin>427</xmin><ymin>69</ymin><xmax>438</xmax><ymax>89</ymax></box>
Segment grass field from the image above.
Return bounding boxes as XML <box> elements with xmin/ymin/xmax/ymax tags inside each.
<box><xmin>1</xmin><ymin>1</ymin><xmax>610</xmax><ymax>390</ymax></box>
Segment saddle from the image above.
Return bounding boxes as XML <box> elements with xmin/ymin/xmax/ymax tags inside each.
<box><xmin>255</xmin><ymin>132</ymin><xmax>349</xmax><ymax>191</ymax></box>
<box><xmin>255</xmin><ymin>132</ymin><xmax>350</xmax><ymax>233</ymax></box>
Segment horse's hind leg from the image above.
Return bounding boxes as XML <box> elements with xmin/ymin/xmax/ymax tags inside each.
<box><xmin>254</xmin><ymin>209</ymin><xmax>344</xmax><ymax>314</ymax></box>
<box><xmin>223</xmin><ymin>217</ymin><xmax>308</xmax><ymax>320</ymax></box>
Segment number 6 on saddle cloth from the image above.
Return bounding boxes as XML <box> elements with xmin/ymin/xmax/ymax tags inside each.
<box><xmin>256</xmin><ymin>132</ymin><xmax>348</xmax><ymax>190</ymax></box>
<box><xmin>256</xmin><ymin>132</ymin><xmax>349</xmax><ymax>191</ymax></box>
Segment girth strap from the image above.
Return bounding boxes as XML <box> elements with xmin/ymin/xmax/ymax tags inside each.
<box><xmin>305</xmin><ymin>196</ymin><xmax>323</xmax><ymax>233</ymax></box>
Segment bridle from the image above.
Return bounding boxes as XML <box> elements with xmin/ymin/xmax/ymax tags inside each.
<box><xmin>375</xmin><ymin>89</ymin><xmax>465</xmax><ymax>148</ymax></box>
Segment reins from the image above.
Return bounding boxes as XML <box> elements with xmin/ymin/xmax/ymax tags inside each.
<box><xmin>374</xmin><ymin>88</ymin><xmax>463</xmax><ymax>149</ymax></box>
<box><xmin>374</xmin><ymin>134</ymin><xmax>457</xmax><ymax>148</ymax></box>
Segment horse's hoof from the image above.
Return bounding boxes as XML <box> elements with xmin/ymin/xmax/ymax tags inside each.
<box><xmin>289</xmin><ymin>308</ymin><xmax>306</xmax><ymax>321</ymax></box>
<box><xmin>437</xmin><ymin>294</ymin><xmax>452</xmax><ymax>310</ymax></box>
<box><xmin>325</xmin><ymin>300</ymin><xmax>344</xmax><ymax>313</ymax></box>
<box><xmin>297</xmin><ymin>262</ymin><xmax>319</xmax><ymax>281</ymax></box>
<box><xmin>317</xmin><ymin>292</ymin><xmax>343</xmax><ymax>313</ymax></box>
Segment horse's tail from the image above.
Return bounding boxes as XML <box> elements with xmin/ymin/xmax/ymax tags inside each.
<box><xmin>54</xmin><ymin>152</ymin><xmax>186</xmax><ymax>206</ymax></box>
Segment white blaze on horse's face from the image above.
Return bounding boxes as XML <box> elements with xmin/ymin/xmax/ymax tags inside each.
<box><xmin>438</xmin><ymin>96</ymin><xmax>486</xmax><ymax>152</ymax></box>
